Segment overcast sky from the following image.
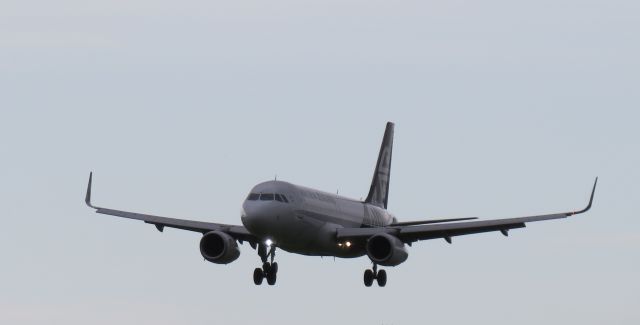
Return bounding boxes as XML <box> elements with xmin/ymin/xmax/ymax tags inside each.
<box><xmin>1</xmin><ymin>1</ymin><xmax>638</xmax><ymax>324</ymax></box>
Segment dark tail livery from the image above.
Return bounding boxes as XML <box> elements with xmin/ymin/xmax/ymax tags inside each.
<box><xmin>365</xmin><ymin>122</ymin><xmax>394</xmax><ymax>209</ymax></box>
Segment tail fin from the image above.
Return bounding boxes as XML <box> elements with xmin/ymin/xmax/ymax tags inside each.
<box><xmin>365</xmin><ymin>122</ymin><xmax>394</xmax><ymax>209</ymax></box>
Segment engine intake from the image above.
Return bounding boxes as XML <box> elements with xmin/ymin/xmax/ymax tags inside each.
<box><xmin>199</xmin><ymin>231</ymin><xmax>240</xmax><ymax>264</ymax></box>
<box><xmin>366</xmin><ymin>233</ymin><xmax>408</xmax><ymax>266</ymax></box>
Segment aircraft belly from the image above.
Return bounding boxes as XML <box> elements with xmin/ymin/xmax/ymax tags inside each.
<box><xmin>274</xmin><ymin>209</ymin><xmax>364</xmax><ymax>258</ymax></box>
<box><xmin>273</xmin><ymin>185</ymin><xmax>367</xmax><ymax>257</ymax></box>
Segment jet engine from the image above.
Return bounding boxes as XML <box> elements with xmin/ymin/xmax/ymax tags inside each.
<box><xmin>366</xmin><ymin>233</ymin><xmax>408</xmax><ymax>266</ymax></box>
<box><xmin>199</xmin><ymin>231</ymin><xmax>240</xmax><ymax>264</ymax></box>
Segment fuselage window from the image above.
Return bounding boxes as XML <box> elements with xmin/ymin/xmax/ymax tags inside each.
<box><xmin>260</xmin><ymin>193</ymin><xmax>275</xmax><ymax>201</ymax></box>
<box><xmin>247</xmin><ymin>193</ymin><xmax>259</xmax><ymax>201</ymax></box>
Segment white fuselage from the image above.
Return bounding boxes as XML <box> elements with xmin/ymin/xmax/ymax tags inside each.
<box><xmin>241</xmin><ymin>181</ymin><xmax>396</xmax><ymax>257</ymax></box>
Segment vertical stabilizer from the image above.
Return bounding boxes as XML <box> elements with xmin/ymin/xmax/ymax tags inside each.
<box><xmin>365</xmin><ymin>122</ymin><xmax>394</xmax><ymax>209</ymax></box>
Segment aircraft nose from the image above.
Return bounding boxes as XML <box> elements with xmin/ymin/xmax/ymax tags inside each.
<box><xmin>241</xmin><ymin>201</ymin><xmax>289</xmax><ymax>236</ymax></box>
<box><xmin>241</xmin><ymin>203</ymin><xmax>268</xmax><ymax>233</ymax></box>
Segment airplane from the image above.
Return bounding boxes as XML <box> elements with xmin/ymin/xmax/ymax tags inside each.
<box><xmin>85</xmin><ymin>122</ymin><xmax>597</xmax><ymax>287</ymax></box>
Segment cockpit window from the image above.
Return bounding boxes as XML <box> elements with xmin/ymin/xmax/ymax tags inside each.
<box><xmin>260</xmin><ymin>193</ymin><xmax>275</xmax><ymax>201</ymax></box>
<box><xmin>251</xmin><ymin>193</ymin><xmax>289</xmax><ymax>203</ymax></box>
<box><xmin>247</xmin><ymin>193</ymin><xmax>259</xmax><ymax>201</ymax></box>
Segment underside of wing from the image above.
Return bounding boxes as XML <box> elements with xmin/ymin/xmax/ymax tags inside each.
<box><xmin>338</xmin><ymin>178</ymin><xmax>597</xmax><ymax>244</ymax></box>
<box><xmin>85</xmin><ymin>173</ymin><xmax>257</xmax><ymax>244</ymax></box>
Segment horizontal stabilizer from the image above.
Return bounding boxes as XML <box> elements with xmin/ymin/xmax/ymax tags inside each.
<box><xmin>391</xmin><ymin>217</ymin><xmax>478</xmax><ymax>227</ymax></box>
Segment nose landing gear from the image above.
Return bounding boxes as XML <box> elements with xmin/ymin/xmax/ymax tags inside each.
<box><xmin>363</xmin><ymin>264</ymin><xmax>387</xmax><ymax>287</ymax></box>
<box><xmin>253</xmin><ymin>244</ymin><xmax>278</xmax><ymax>286</ymax></box>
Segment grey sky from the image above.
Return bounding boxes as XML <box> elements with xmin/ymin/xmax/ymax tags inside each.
<box><xmin>1</xmin><ymin>0</ymin><xmax>638</xmax><ymax>324</ymax></box>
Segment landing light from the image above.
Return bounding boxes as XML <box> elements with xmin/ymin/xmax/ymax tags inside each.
<box><xmin>265</xmin><ymin>239</ymin><xmax>273</xmax><ymax>247</ymax></box>
<box><xmin>338</xmin><ymin>241</ymin><xmax>352</xmax><ymax>248</ymax></box>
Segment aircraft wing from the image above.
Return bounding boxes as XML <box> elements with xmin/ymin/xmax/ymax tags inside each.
<box><xmin>337</xmin><ymin>178</ymin><xmax>597</xmax><ymax>244</ymax></box>
<box><xmin>85</xmin><ymin>173</ymin><xmax>257</xmax><ymax>243</ymax></box>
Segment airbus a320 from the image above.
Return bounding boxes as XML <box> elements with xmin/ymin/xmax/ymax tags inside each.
<box><xmin>85</xmin><ymin>122</ymin><xmax>597</xmax><ymax>287</ymax></box>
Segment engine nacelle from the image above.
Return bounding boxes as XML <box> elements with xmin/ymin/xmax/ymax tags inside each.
<box><xmin>199</xmin><ymin>231</ymin><xmax>240</xmax><ymax>264</ymax></box>
<box><xmin>366</xmin><ymin>233</ymin><xmax>409</xmax><ymax>267</ymax></box>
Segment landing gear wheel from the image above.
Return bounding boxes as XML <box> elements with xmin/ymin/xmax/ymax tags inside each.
<box><xmin>253</xmin><ymin>268</ymin><xmax>264</xmax><ymax>285</ymax></box>
<box><xmin>255</xmin><ymin>245</ymin><xmax>278</xmax><ymax>285</ymax></box>
<box><xmin>363</xmin><ymin>269</ymin><xmax>374</xmax><ymax>287</ymax></box>
<box><xmin>266</xmin><ymin>271</ymin><xmax>277</xmax><ymax>285</ymax></box>
<box><xmin>262</xmin><ymin>262</ymin><xmax>271</xmax><ymax>274</ymax></box>
<box><xmin>376</xmin><ymin>269</ymin><xmax>387</xmax><ymax>287</ymax></box>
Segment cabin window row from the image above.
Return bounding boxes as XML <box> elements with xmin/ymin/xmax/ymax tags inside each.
<box><xmin>247</xmin><ymin>193</ymin><xmax>290</xmax><ymax>203</ymax></box>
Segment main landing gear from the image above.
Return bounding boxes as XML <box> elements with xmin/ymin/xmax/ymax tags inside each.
<box><xmin>253</xmin><ymin>244</ymin><xmax>278</xmax><ymax>286</ymax></box>
<box><xmin>363</xmin><ymin>263</ymin><xmax>387</xmax><ymax>287</ymax></box>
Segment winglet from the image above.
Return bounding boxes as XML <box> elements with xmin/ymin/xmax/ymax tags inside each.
<box><xmin>85</xmin><ymin>172</ymin><xmax>95</xmax><ymax>208</ymax></box>
<box><xmin>568</xmin><ymin>177</ymin><xmax>598</xmax><ymax>216</ymax></box>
